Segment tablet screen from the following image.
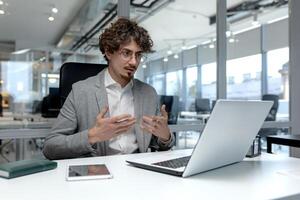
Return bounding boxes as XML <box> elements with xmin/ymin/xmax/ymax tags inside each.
<box><xmin>67</xmin><ymin>164</ymin><xmax>112</xmax><ymax>181</ymax></box>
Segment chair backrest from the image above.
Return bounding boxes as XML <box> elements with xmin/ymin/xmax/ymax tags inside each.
<box><xmin>159</xmin><ymin>95</ymin><xmax>179</xmax><ymax>124</ymax></box>
<box><xmin>195</xmin><ymin>98</ymin><xmax>210</xmax><ymax>113</ymax></box>
<box><xmin>59</xmin><ymin>62</ymin><xmax>108</xmax><ymax>107</ymax></box>
<box><xmin>262</xmin><ymin>94</ymin><xmax>279</xmax><ymax>121</ymax></box>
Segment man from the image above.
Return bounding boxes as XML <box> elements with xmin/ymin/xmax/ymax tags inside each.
<box><xmin>43</xmin><ymin>18</ymin><xmax>175</xmax><ymax>160</ymax></box>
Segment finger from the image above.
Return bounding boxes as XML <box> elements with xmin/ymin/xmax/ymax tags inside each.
<box><xmin>161</xmin><ymin>104</ymin><xmax>168</xmax><ymax>118</ymax></box>
<box><xmin>140</xmin><ymin>122</ymin><xmax>158</xmax><ymax>137</ymax></box>
<box><xmin>116</xmin><ymin>119</ymin><xmax>136</xmax><ymax>130</ymax></box>
<box><xmin>111</xmin><ymin>114</ymin><xmax>133</xmax><ymax>123</ymax></box>
<box><xmin>99</xmin><ymin>106</ymin><xmax>109</xmax><ymax>118</ymax></box>
<box><xmin>152</xmin><ymin>116</ymin><xmax>165</xmax><ymax>125</ymax></box>
<box><xmin>116</xmin><ymin>117</ymin><xmax>136</xmax><ymax>125</ymax></box>
<box><xmin>142</xmin><ymin>116</ymin><xmax>155</xmax><ymax>125</ymax></box>
<box><xmin>114</xmin><ymin>127</ymin><xmax>133</xmax><ymax>135</ymax></box>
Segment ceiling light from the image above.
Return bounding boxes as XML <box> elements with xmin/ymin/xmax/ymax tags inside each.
<box><xmin>48</xmin><ymin>16</ymin><xmax>54</xmax><ymax>21</ymax></box>
<box><xmin>49</xmin><ymin>78</ymin><xmax>57</xmax><ymax>84</ymax></box>
<box><xmin>52</xmin><ymin>7</ymin><xmax>58</xmax><ymax>13</ymax></box>
<box><xmin>0</xmin><ymin>0</ymin><xmax>3</xmax><ymax>5</ymax></box>
<box><xmin>163</xmin><ymin>57</ymin><xmax>168</xmax><ymax>62</ymax></box>
<box><xmin>173</xmin><ymin>54</ymin><xmax>179</xmax><ymax>59</ymax></box>
<box><xmin>11</xmin><ymin>49</ymin><xmax>30</xmax><ymax>55</ymax></box>
<box><xmin>142</xmin><ymin>64</ymin><xmax>147</xmax><ymax>69</ymax></box>
<box><xmin>208</xmin><ymin>39</ymin><xmax>215</xmax><ymax>49</ymax></box>
<box><xmin>226</xmin><ymin>30</ymin><xmax>231</xmax><ymax>37</ymax></box>
<box><xmin>229</xmin><ymin>38</ymin><xmax>235</xmax><ymax>43</ymax></box>
<box><xmin>0</xmin><ymin>9</ymin><xmax>4</xmax><ymax>15</ymax></box>
<box><xmin>167</xmin><ymin>50</ymin><xmax>173</xmax><ymax>55</ymax></box>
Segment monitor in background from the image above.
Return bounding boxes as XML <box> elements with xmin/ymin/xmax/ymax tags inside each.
<box><xmin>195</xmin><ymin>98</ymin><xmax>210</xmax><ymax>113</ymax></box>
<box><xmin>49</xmin><ymin>87</ymin><xmax>59</xmax><ymax>96</ymax></box>
<box><xmin>159</xmin><ymin>95</ymin><xmax>179</xmax><ymax>125</ymax></box>
<box><xmin>41</xmin><ymin>87</ymin><xmax>60</xmax><ymax>118</ymax></box>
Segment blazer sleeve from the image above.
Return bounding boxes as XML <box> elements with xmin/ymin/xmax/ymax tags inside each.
<box><xmin>43</xmin><ymin>89</ymin><xmax>95</xmax><ymax>160</ymax></box>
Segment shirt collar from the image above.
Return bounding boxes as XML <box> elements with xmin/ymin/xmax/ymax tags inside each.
<box><xmin>104</xmin><ymin>68</ymin><xmax>133</xmax><ymax>91</ymax></box>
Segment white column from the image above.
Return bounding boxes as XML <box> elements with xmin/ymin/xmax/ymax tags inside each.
<box><xmin>216</xmin><ymin>0</ymin><xmax>227</xmax><ymax>99</ymax></box>
<box><xmin>118</xmin><ymin>0</ymin><xmax>130</xmax><ymax>18</ymax></box>
<box><xmin>289</xmin><ymin>0</ymin><xmax>300</xmax><ymax>157</ymax></box>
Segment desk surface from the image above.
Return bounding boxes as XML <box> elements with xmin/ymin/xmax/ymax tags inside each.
<box><xmin>1</xmin><ymin>151</ymin><xmax>300</xmax><ymax>200</ymax></box>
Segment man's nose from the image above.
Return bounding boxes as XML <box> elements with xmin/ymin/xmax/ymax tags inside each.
<box><xmin>128</xmin><ymin>55</ymin><xmax>138</xmax><ymax>65</ymax></box>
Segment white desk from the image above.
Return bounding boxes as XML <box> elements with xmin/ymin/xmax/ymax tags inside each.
<box><xmin>1</xmin><ymin>151</ymin><xmax>300</xmax><ymax>200</ymax></box>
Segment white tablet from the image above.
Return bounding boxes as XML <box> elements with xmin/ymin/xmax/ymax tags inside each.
<box><xmin>66</xmin><ymin>164</ymin><xmax>113</xmax><ymax>181</ymax></box>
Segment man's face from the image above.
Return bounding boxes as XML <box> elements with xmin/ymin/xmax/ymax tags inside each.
<box><xmin>106</xmin><ymin>39</ymin><xmax>143</xmax><ymax>83</ymax></box>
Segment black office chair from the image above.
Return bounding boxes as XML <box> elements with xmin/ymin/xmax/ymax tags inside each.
<box><xmin>158</xmin><ymin>95</ymin><xmax>179</xmax><ymax>125</ymax></box>
<box><xmin>262</xmin><ymin>94</ymin><xmax>279</xmax><ymax>121</ymax></box>
<box><xmin>211</xmin><ymin>100</ymin><xmax>217</xmax><ymax>111</ymax></box>
<box><xmin>258</xmin><ymin>94</ymin><xmax>279</xmax><ymax>137</ymax></box>
<box><xmin>195</xmin><ymin>98</ymin><xmax>210</xmax><ymax>114</ymax></box>
<box><xmin>59</xmin><ymin>62</ymin><xmax>108</xmax><ymax>107</ymax></box>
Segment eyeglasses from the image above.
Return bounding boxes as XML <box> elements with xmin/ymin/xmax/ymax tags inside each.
<box><xmin>119</xmin><ymin>49</ymin><xmax>146</xmax><ymax>62</ymax></box>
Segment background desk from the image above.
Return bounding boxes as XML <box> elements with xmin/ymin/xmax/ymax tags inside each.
<box><xmin>267</xmin><ymin>135</ymin><xmax>300</xmax><ymax>153</ymax></box>
<box><xmin>1</xmin><ymin>151</ymin><xmax>300</xmax><ymax>200</ymax></box>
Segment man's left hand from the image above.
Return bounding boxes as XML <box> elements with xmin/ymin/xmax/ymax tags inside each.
<box><xmin>141</xmin><ymin>105</ymin><xmax>171</xmax><ymax>142</ymax></box>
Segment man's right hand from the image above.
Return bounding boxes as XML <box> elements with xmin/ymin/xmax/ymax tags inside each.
<box><xmin>88</xmin><ymin>106</ymin><xmax>136</xmax><ymax>145</ymax></box>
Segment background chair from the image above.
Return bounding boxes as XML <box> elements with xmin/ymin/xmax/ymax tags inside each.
<box><xmin>258</xmin><ymin>94</ymin><xmax>279</xmax><ymax>137</ymax></box>
<box><xmin>59</xmin><ymin>62</ymin><xmax>108</xmax><ymax>107</ymax></box>
<box><xmin>262</xmin><ymin>94</ymin><xmax>279</xmax><ymax>121</ymax></box>
<box><xmin>195</xmin><ymin>98</ymin><xmax>210</xmax><ymax>114</ymax></box>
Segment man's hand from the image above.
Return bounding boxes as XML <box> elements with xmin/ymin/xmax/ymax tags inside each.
<box><xmin>141</xmin><ymin>105</ymin><xmax>171</xmax><ymax>142</ymax></box>
<box><xmin>88</xmin><ymin>106</ymin><xmax>136</xmax><ymax>145</ymax></box>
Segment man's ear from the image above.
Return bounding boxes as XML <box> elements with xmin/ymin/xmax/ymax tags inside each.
<box><xmin>105</xmin><ymin>51</ymin><xmax>112</xmax><ymax>60</ymax></box>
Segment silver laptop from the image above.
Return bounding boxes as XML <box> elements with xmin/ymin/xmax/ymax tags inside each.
<box><xmin>126</xmin><ymin>100</ymin><xmax>273</xmax><ymax>178</ymax></box>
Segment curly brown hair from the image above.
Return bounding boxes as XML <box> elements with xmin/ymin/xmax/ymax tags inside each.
<box><xmin>99</xmin><ymin>18</ymin><xmax>153</xmax><ymax>61</ymax></box>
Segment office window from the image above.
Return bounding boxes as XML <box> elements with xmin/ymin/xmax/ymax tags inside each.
<box><xmin>1</xmin><ymin>61</ymin><xmax>38</xmax><ymax>114</ymax></box>
<box><xmin>151</xmin><ymin>74</ymin><xmax>165</xmax><ymax>95</ymax></box>
<box><xmin>267</xmin><ymin>47</ymin><xmax>289</xmax><ymax>121</ymax></box>
<box><xmin>166</xmin><ymin>70</ymin><xmax>183</xmax><ymax>100</ymax></box>
<box><xmin>201</xmin><ymin>63</ymin><xmax>216</xmax><ymax>100</ymax></box>
<box><xmin>267</xmin><ymin>47</ymin><xmax>289</xmax><ymax>98</ymax></box>
<box><xmin>186</xmin><ymin>67</ymin><xmax>197</xmax><ymax>110</ymax></box>
<box><xmin>227</xmin><ymin>54</ymin><xmax>262</xmax><ymax>100</ymax></box>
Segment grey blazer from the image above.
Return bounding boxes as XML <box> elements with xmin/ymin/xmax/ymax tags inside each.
<box><xmin>43</xmin><ymin>70</ymin><xmax>175</xmax><ymax>160</ymax></box>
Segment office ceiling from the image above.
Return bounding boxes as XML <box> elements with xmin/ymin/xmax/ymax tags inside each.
<box><xmin>0</xmin><ymin>0</ymin><xmax>289</xmax><ymax>59</ymax></box>
<box><xmin>0</xmin><ymin>0</ymin><xmax>86</xmax><ymax>51</ymax></box>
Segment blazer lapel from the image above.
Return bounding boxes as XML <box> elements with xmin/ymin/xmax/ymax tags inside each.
<box><xmin>94</xmin><ymin>70</ymin><xmax>109</xmax><ymax>155</ymax></box>
<box><xmin>133</xmin><ymin>80</ymin><xmax>151</xmax><ymax>152</ymax></box>
<box><xmin>95</xmin><ymin>70</ymin><xmax>109</xmax><ymax>118</ymax></box>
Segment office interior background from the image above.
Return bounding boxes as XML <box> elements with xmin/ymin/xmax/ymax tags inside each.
<box><xmin>0</xmin><ymin>0</ymin><xmax>299</xmax><ymax>163</ymax></box>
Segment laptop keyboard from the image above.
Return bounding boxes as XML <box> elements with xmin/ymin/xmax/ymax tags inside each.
<box><xmin>152</xmin><ymin>156</ymin><xmax>191</xmax><ymax>169</ymax></box>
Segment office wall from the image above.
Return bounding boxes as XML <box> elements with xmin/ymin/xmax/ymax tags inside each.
<box><xmin>167</xmin><ymin>53</ymin><xmax>182</xmax><ymax>71</ymax></box>
<box><xmin>144</xmin><ymin>59</ymin><xmax>164</xmax><ymax>75</ymax></box>
<box><xmin>265</xmin><ymin>19</ymin><xmax>288</xmax><ymax>51</ymax></box>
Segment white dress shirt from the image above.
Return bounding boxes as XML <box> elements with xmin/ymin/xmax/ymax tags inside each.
<box><xmin>104</xmin><ymin>69</ymin><xmax>138</xmax><ymax>154</ymax></box>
